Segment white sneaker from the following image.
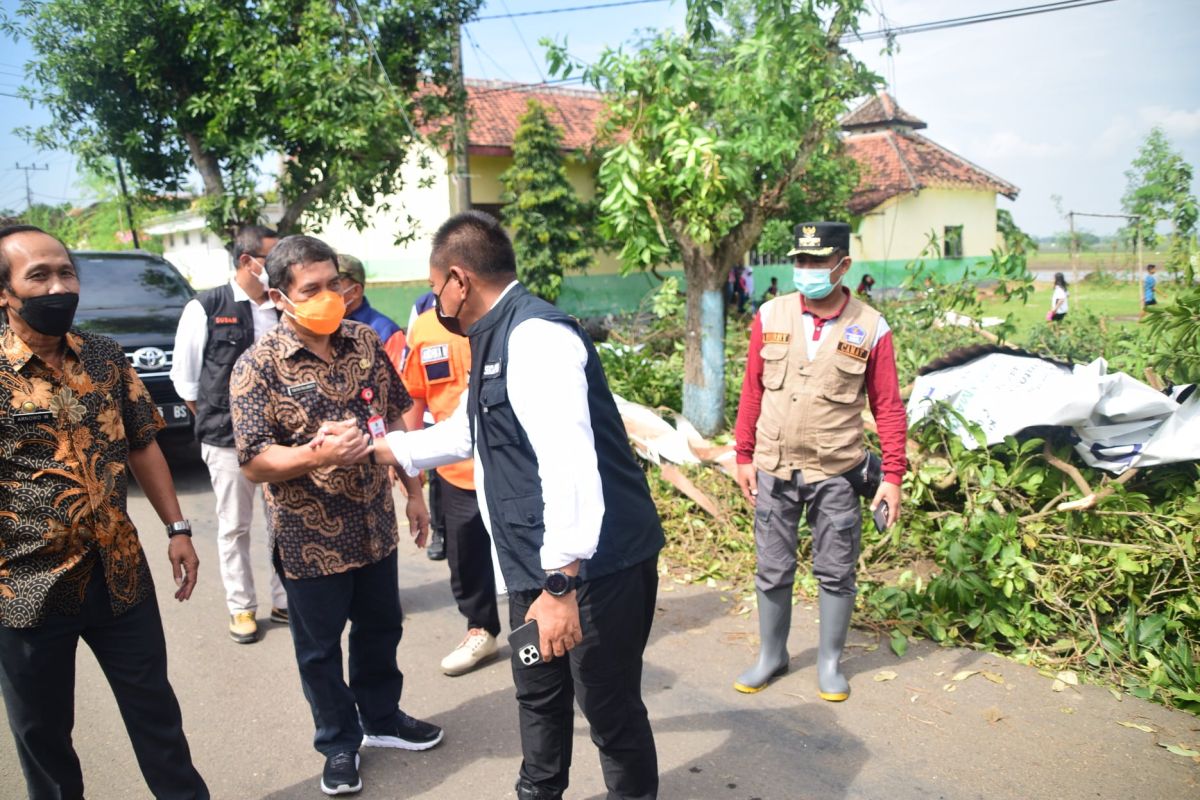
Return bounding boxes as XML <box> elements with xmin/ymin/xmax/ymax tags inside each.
<box><xmin>440</xmin><ymin>629</ymin><xmax>498</xmax><ymax>676</ymax></box>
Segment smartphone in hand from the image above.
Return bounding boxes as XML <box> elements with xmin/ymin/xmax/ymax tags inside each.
<box><xmin>509</xmin><ymin>620</ymin><xmax>542</xmax><ymax>668</ymax></box>
<box><xmin>872</xmin><ymin>501</ymin><xmax>889</xmax><ymax>533</ymax></box>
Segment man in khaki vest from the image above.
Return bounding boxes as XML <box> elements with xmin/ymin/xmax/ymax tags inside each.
<box><xmin>733</xmin><ymin>221</ymin><xmax>908</xmax><ymax>700</ymax></box>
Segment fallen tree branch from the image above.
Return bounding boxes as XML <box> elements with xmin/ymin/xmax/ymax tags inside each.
<box><xmin>1042</xmin><ymin>441</ymin><xmax>1093</xmax><ymax>497</ymax></box>
<box><xmin>1033</xmin><ymin>532</ymin><xmax>1157</xmax><ymax>551</ymax></box>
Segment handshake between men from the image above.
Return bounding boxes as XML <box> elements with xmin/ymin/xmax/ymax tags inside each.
<box><xmin>307</xmin><ymin>418</ymin><xmax>431</xmax><ymax>548</ymax></box>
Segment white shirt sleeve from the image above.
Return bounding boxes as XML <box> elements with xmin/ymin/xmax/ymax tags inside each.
<box><xmin>383</xmin><ymin>392</ymin><xmax>473</xmax><ymax>475</ymax></box>
<box><xmin>506</xmin><ymin>318</ymin><xmax>605</xmax><ymax>570</ymax></box>
<box><xmin>169</xmin><ymin>298</ymin><xmax>208</xmax><ymax>402</ymax></box>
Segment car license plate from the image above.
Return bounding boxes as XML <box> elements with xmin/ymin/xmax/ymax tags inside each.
<box><xmin>157</xmin><ymin>403</ymin><xmax>191</xmax><ymax>424</ymax></box>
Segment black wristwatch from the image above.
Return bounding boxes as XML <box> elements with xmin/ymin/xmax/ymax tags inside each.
<box><xmin>543</xmin><ymin>570</ymin><xmax>581</xmax><ymax>597</ymax></box>
<box><xmin>165</xmin><ymin>520</ymin><xmax>192</xmax><ymax>538</ymax></box>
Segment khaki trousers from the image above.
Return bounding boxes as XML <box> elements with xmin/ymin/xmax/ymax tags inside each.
<box><xmin>200</xmin><ymin>443</ymin><xmax>286</xmax><ymax>614</ymax></box>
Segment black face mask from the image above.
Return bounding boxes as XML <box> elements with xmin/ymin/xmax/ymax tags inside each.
<box><xmin>434</xmin><ymin>275</ymin><xmax>467</xmax><ymax>337</ymax></box>
<box><xmin>9</xmin><ymin>291</ymin><xmax>80</xmax><ymax>337</ymax></box>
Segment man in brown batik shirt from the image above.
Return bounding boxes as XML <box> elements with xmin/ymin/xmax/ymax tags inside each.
<box><xmin>0</xmin><ymin>225</ymin><xmax>208</xmax><ymax>800</ymax></box>
<box><xmin>229</xmin><ymin>234</ymin><xmax>441</xmax><ymax>797</ymax></box>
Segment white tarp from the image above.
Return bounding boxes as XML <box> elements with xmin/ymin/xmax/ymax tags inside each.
<box><xmin>908</xmin><ymin>352</ymin><xmax>1199</xmax><ymax>474</ymax></box>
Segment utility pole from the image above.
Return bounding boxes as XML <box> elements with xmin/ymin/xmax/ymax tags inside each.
<box><xmin>450</xmin><ymin>23</ymin><xmax>471</xmax><ymax>214</ymax></box>
<box><xmin>1134</xmin><ymin>216</ymin><xmax>1143</xmax><ymax>278</ymax></box>
<box><xmin>114</xmin><ymin>157</ymin><xmax>140</xmax><ymax>249</ymax></box>
<box><xmin>1068</xmin><ymin>211</ymin><xmax>1078</xmax><ymax>283</ymax></box>
<box><xmin>14</xmin><ymin>162</ymin><xmax>49</xmax><ymax>210</ymax></box>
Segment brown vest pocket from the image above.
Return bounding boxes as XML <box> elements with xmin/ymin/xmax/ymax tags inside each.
<box><xmin>821</xmin><ymin>357</ymin><xmax>867</xmax><ymax>404</ymax></box>
<box><xmin>755</xmin><ymin>418</ymin><xmax>782</xmax><ymax>470</ymax></box>
<box><xmin>760</xmin><ymin>343</ymin><xmax>789</xmax><ymax>390</ymax></box>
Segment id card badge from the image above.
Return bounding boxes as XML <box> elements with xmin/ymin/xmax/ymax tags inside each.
<box><xmin>367</xmin><ymin>414</ymin><xmax>386</xmax><ymax>440</ymax></box>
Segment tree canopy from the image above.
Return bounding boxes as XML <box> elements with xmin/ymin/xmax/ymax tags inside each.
<box><xmin>5</xmin><ymin>0</ymin><xmax>479</xmax><ymax>237</ymax></box>
<box><xmin>1122</xmin><ymin>126</ymin><xmax>1197</xmax><ymax>282</ymax></box>
<box><xmin>549</xmin><ymin>0</ymin><xmax>878</xmax><ymax>434</ymax></box>
<box><xmin>499</xmin><ymin>100</ymin><xmax>593</xmax><ymax>304</ymax></box>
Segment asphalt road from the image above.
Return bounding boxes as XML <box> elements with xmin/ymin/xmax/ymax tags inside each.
<box><xmin>1</xmin><ymin>444</ymin><xmax>1197</xmax><ymax>799</ymax></box>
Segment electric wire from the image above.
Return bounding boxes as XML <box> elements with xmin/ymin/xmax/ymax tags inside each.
<box><xmin>848</xmin><ymin>0</ymin><xmax>1117</xmax><ymax>42</ymax></box>
<box><xmin>498</xmin><ymin>0</ymin><xmax>547</xmax><ymax>82</ymax></box>
<box><xmin>464</xmin><ymin>26</ymin><xmax>519</xmax><ymax>83</ymax></box>
<box><xmin>475</xmin><ymin>0</ymin><xmax>666</xmax><ymax>21</ymax></box>
<box><xmin>470</xmin><ymin>76</ymin><xmax>588</xmax><ymax>98</ymax></box>
<box><xmin>345</xmin><ymin>0</ymin><xmax>427</xmax><ymax>145</ymax></box>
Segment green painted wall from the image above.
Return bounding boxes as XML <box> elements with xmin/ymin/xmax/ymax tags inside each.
<box><xmin>364</xmin><ymin>271</ymin><xmax>682</xmax><ymax>324</ymax></box>
<box><xmin>362</xmin><ymin>256</ymin><xmax>995</xmax><ymax>326</ymax></box>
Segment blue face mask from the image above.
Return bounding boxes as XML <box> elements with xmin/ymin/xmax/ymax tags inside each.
<box><xmin>793</xmin><ymin>258</ymin><xmax>847</xmax><ymax>299</ymax></box>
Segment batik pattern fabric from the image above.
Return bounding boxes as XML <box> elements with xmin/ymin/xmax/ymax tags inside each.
<box><xmin>230</xmin><ymin>320</ymin><xmax>411</xmax><ymax>580</ymax></box>
<box><xmin>0</xmin><ymin>326</ymin><xmax>164</xmax><ymax>628</ymax></box>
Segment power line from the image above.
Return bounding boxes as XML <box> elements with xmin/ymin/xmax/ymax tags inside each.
<box><xmin>474</xmin><ymin>0</ymin><xmax>666</xmax><ymax>21</ymax></box>
<box><xmin>13</xmin><ymin>162</ymin><xmax>48</xmax><ymax>210</ymax></box>
<box><xmin>345</xmin><ymin>0</ymin><xmax>426</xmax><ymax>145</ymax></box>
<box><xmin>848</xmin><ymin>0</ymin><xmax>1116</xmax><ymax>42</ymax></box>
<box><xmin>470</xmin><ymin>77</ymin><xmax>588</xmax><ymax>98</ymax></box>
<box><xmin>464</xmin><ymin>26</ymin><xmax>518</xmax><ymax>82</ymax></box>
<box><xmin>498</xmin><ymin>0</ymin><xmax>547</xmax><ymax>82</ymax></box>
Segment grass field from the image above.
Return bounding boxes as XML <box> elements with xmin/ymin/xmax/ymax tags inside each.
<box><xmin>1025</xmin><ymin>248</ymin><xmax>1150</xmax><ymax>274</ymax></box>
<box><xmin>977</xmin><ymin>276</ymin><xmax>1171</xmax><ymax>335</ymax></box>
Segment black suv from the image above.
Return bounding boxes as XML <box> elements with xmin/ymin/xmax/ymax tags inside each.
<box><xmin>72</xmin><ymin>250</ymin><xmax>196</xmax><ymax>439</ymax></box>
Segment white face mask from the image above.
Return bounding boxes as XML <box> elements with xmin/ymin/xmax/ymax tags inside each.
<box><xmin>251</xmin><ymin>259</ymin><xmax>270</xmax><ymax>291</ymax></box>
<box><xmin>792</xmin><ymin>257</ymin><xmax>848</xmax><ymax>300</ymax></box>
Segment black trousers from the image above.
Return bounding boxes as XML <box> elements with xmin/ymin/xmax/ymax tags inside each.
<box><xmin>0</xmin><ymin>565</ymin><xmax>208</xmax><ymax>800</ymax></box>
<box><xmin>428</xmin><ymin>470</ymin><xmax>446</xmax><ymax>538</ymax></box>
<box><xmin>277</xmin><ymin>549</ymin><xmax>404</xmax><ymax>755</ymax></box>
<box><xmin>441</xmin><ymin>480</ymin><xmax>501</xmax><ymax>637</ymax></box>
<box><xmin>508</xmin><ymin>557</ymin><xmax>659</xmax><ymax>800</ymax></box>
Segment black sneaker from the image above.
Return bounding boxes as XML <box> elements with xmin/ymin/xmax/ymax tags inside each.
<box><xmin>321</xmin><ymin>751</ymin><xmax>361</xmax><ymax>796</ymax></box>
<box><xmin>361</xmin><ymin>709</ymin><xmax>444</xmax><ymax>751</ymax></box>
<box><xmin>426</xmin><ymin>530</ymin><xmax>446</xmax><ymax>561</ymax></box>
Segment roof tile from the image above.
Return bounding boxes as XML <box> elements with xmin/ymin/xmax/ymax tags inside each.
<box><xmin>459</xmin><ymin>80</ymin><xmax>606</xmax><ymax>153</ymax></box>
<box><xmin>843</xmin><ymin>129</ymin><xmax>1019</xmax><ymax>214</ymax></box>
<box><xmin>841</xmin><ymin>92</ymin><xmax>927</xmax><ymax>131</ymax></box>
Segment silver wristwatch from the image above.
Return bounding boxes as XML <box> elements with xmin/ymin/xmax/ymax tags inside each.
<box><xmin>165</xmin><ymin>520</ymin><xmax>193</xmax><ymax>538</ymax></box>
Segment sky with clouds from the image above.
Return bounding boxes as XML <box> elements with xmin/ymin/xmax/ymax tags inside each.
<box><xmin>2</xmin><ymin>0</ymin><xmax>1197</xmax><ymax>237</ymax></box>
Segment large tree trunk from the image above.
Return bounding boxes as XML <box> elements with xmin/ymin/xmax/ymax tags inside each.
<box><xmin>681</xmin><ymin>247</ymin><xmax>728</xmax><ymax>437</ymax></box>
<box><xmin>678</xmin><ymin>208</ymin><xmax>771</xmax><ymax>437</ymax></box>
<box><xmin>275</xmin><ymin>175</ymin><xmax>330</xmax><ymax>237</ymax></box>
<box><xmin>183</xmin><ymin>131</ymin><xmax>224</xmax><ymax>200</ymax></box>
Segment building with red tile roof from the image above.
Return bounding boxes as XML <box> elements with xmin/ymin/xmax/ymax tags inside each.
<box><xmin>460</xmin><ymin>80</ymin><xmax>606</xmax><ymax>156</ymax></box>
<box><xmin>838</xmin><ymin>92</ymin><xmax>1019</xmax><ymax>278</ymax></box>
<box><xmin>149</xmin><ymin>84</ymin><xmax>1021</xmax><ymax>306</ymax></box>
<box><xmin>842</xmin><ymin>93</ymin><xmax>1017</xmax><ymax>215</ymax></box>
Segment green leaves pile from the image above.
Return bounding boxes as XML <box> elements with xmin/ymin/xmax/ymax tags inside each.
<box><xmin>618</xmin><ymin>248</ymin><xmax>1199</xmax><ymax>712</ymax></box>
<box><xmin>870</xmin><ymin>420</ymin><xmax>1199</xmax><ymax>713</ymax></box>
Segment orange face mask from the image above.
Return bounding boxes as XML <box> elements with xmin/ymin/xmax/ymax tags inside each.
<box><xmin>281</xmin><ymin>289</ymin><xmax>345</xmax><ymax>335</ymax></box>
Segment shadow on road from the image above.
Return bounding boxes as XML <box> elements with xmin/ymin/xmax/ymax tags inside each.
<box><xmin>257</xmin><ymin>684</ymin><xmax>517</xmax><ymax>799</ymax></box>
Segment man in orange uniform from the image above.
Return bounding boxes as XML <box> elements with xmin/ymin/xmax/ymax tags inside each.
<box><xmin>402</xmin><ymin>306</ymin><xmax>500</xmax><ymax>675</ymax></box>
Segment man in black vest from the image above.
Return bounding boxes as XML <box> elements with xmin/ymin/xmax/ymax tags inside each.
<box><xmin>361</xmin><ymin>211</ymin><xmax>665</xmax><ymax>800</ymax></box>
<box><xmin>171</xmin><ymin>224</ymin><xmax>287</xmax><ymax>643</ymax></box>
